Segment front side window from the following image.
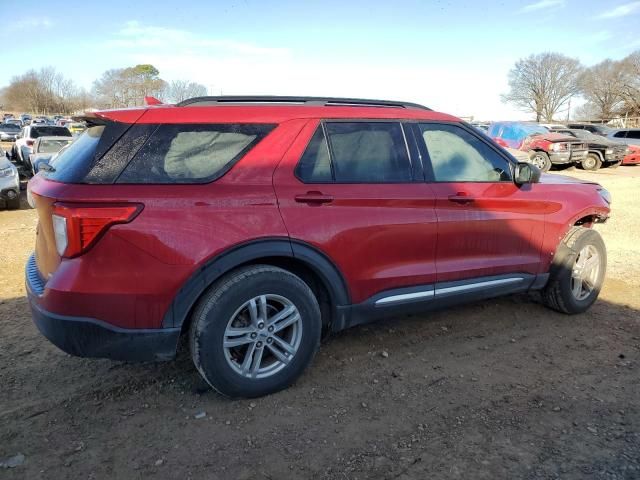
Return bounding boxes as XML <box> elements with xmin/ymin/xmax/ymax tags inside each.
<box><xmin>117</xmin><ymin>124</ymin><xmax>275</xmax><ymax>184</ymax></box>
<box><xmin>419</xmin><ymin>123</ymin><xmax>511</xmax><ymax>182</ymax></box>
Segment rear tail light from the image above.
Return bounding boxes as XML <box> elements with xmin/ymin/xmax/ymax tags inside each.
<box><xmin>51</xmin><ymin>203</ymin><xmax>142</xmax><ymax>258</ymax></box>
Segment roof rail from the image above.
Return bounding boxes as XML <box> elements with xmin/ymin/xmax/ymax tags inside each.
<box><xmin>175</xmin><ymin>95</ymin><xmax>431</xmax><ymax>111</ymax></box>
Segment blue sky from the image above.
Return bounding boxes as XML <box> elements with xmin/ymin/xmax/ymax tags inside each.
<box><xmin>3</xmin><ymin>0</ymin><xmax>640</xmax><ymax>119</ymax></box>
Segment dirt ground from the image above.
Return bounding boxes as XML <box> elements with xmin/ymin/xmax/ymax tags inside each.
<box><xmin>1</xmin><ymin>155</ymin><xmax>639</xmax><ymax>479</ymax></box>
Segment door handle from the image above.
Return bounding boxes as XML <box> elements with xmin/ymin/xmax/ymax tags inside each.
<box><xmin>448</xmin><ymin>192</ymin><xmax>475</xmax><ymax>204</ymax></box>
<box><xmin>295</xmin><ymin>191</ymin><xmax>334</xmax><ymax>205</ymax></box>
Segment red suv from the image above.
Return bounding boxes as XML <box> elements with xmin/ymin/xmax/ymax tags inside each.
<box><xmin>26</xmin><ymin>96</ymin><xmax>611</xmax><ymax>398</ymax></box>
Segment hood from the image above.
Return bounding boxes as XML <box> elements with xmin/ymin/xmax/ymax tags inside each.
<box><xmin>532</xmin><ymin>132</ymin><xmax>579</xmax><ymax>143</ymax></box>
<box><xmin>0</xmin><ymin>155</ymin><xmax>17</xmax><ymax>170</ymax></box>
<box><xmin>538</xmin><ymin>173</ymin><xmax>599</xmax><ymax>186</ymax></box>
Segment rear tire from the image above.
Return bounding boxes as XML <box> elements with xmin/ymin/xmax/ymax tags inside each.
<box><xmin>189</xmin><ymin>265</ymin><xmax>322</xmax><ymax>398</ymax></box>
<box><xmin>581</xmin><ymin>153</ymin><xmax>602</xmax><ymax>171</ymax></box>
<box><xmin>530</xmin><ymin>151</ymin><xmax>552</xmax><ymax>172</ymax></box>
<box><xmin>542</xmin><ymin>226</ymin><xmax>606</xmax><ymax>314</ymax></box>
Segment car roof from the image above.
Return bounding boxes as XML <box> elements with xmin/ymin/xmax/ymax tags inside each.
<box><xmin>88</xmin><ymin>96</ymin><xmax>461</xmax><ymax>125</ymax></box>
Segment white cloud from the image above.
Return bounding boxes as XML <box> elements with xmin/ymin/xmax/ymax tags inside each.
<box><xmin>106</xmin><ymin>21</ymin><xmax>289</xmax><ymax>58</ymax></box>
<box><xmin>520</xmin><ymin>0</ymin><xmax>565</xmax><ymax>12</ymax></box>
<box><xmin>103</xmin><ymin>21</ymin><xmax>524</xmax><ymax>120</ymax></box>
<box><xmin>597</xmin><ymin>1</ymin><xmax>640</xmax><ymax>18</ymax></box>
<box><xmin>6</xmin><ymin>17</ymin><xmax>52</xmax><ymax>32</ymax></box>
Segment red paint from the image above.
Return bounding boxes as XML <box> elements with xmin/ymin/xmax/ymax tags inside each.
<box><xmin>28</xmin><ymin>104</ymin><xmax>610</xmax><ymax>330</ymax></box>
<box><xmin>622</xmin><ymin>144</ymin><xmax>640</xmax><ymax>165</ymax></box>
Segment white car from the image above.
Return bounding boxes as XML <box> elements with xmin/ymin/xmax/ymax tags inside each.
<box><xmin>28</xmin><ymin>136</ymin><xmax>74</xmax><ymax>175</ymax></box>
<box><xmin>0</xmin><ymin>150</ymin><xmax>20</xmax><ymax>210</ymax></box>
<box><xmin>11</xmin><ymin>125</ymin><xmax>72</xmax><ymax>171</ymax></box>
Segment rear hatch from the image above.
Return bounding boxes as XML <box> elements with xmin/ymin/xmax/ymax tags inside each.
<box><xmin>29</xmin><ymin>110</ymin><xmax>145</xmax><ymax>281</ymax></box>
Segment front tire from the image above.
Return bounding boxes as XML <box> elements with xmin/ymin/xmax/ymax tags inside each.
<box><xmin>189</xmin><ymin>265</ymin><xmax>322</xmax><ymax>398</ymax></box>
<box><xmin>581</xmin><ymin>153</ymin><xmax>602</xmax><ymax>171</ymax></box>
<box><xmin>530</xmin><ymin>151</ymin><xmax>552</xmax><ymax>172</ymax></box>
<box><xmin>542</xmin><ymin>226</ymin><xmax>606</xmax><ymax>314</ymax></box>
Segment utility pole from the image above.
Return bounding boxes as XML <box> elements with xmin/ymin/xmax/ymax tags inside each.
<box><xmin>566</xmin><ymin>98</ymin><xmax>571</xmax><ymax>122</ymax></box>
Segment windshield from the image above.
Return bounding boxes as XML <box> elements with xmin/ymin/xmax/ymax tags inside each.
<box><xmin>0</xmin><ymin>124</ymin><xmax>20</xmax><ymax>131</ymax></box>
<box><xmin>521</xmin><ymin>124</ymin><xmax>549</xmax><ymax>136</ymax></box>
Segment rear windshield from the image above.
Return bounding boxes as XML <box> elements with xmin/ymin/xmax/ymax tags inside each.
<box><xmin>0</xmin><ymin>124</ymin><xmax>20</xmax><ymax>131</ymax></box>
<box><xmin>116</xmin><ymin>124</ymin><xmax>275</xmax><ymax>184</ymax></box>
<box><xmin>38</xmin><ymin>139</ymin><xmax>73</xmax><ymax>153</ymax></box>
<box><xmin>32</xmin><ymin>126</ymin><xmax>72</xmax><ymax>138</ymax></box>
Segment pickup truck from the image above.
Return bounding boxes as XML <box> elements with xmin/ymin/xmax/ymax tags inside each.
<box><xmin>488</xmin><ymin>122</ymin><xmax>588</xmax><ymax>172</ymax></box>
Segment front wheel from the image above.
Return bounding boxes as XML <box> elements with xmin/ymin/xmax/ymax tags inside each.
<box><xmin>581</xmin><ymin>153</ymin><xmax>602</xmax><ymax>171</ymax></box>
<box><xmin>542</xmin><ymin>226</ymin><xmax>606</xmax><ymax>314</ymax></box>
<box><xmin>189</xmin><ymin>265</ymin><xmax>322</xmax><ymax>398</ymax></box>
<box><xmin>530</xmin><ymin>151</ymin><xmax>552</xmax><ymax>172</ymax></box>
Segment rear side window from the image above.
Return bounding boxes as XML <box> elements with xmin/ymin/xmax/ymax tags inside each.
<box><xmin>327</xmin><ymin>122</ymin><xmax>411</xmax><ymax>183</ymax></box>
<box><xmin>627</xmin><ymin>131</ymin><xmax>640</xmax><ymax>139</ymax></box>
<box><xmin>613</xmin><ymin>131</ymin><xmax>627</xmax><ymax>138</ymax></box>
<box><xmin>295</xmin><ymin>126</ymin><xmax>332</xmax><ymax>182</ymax></box>
<box><xmin>116</xmin><ymin>124</ymin><xmax>274</xmax><ymax>184</ymax></box>
<box><xmin>296</xmin><ymin>121</ymin><xmax>413</xmax><ymax>183</ymax></box>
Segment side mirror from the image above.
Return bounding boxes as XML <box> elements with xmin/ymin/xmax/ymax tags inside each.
<box><xmin>514</xmin><ymin>162</ymin><xmax>541</xmax><ymax>185</ymax></box>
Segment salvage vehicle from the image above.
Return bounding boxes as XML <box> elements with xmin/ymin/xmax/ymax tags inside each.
<box><xmin>11</xmin><ymin>125</ymin><xmax>72</xmax><ymax>171</ymax></box>
<box><xmin>551</xmin><ymin>128</ymin><xmax>626</xmax><ymax>170</ymax></box>
<box><xmin>606</xmin><ymin>128</ymin><xmax>640</xmax><ymax>147</ymax></box>
<box><xmin>488</xmin><ymin>122</ymin><xmax>588</xmax><ymax>172</ymax></box>
<box><xmin>26</xmin><ymin>96</ymin><xmax>611</xmax><ymax>398</ymax></box>
<box><xmin>0</xmin><ymin>150</ymin><xmax>20</xmax><ymax>209</ymax></box>
<box><xmin>0</xmin><ymin>123</ymin><xmax>21</xmax><ymax>142</ymax></box>
<box><xmin>567</xmin><ymin>123</ymin><xmax>613</xmax><ymax>137</ymax></box>
<box><xmin>622</xmin><ymin>144</ymin><xmax>640</xmax><ymax>165</ymax></box>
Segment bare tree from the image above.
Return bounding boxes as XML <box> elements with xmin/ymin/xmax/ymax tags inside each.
<box><xmin>163</xmin><ymin>80</ymin><xmax>207</xmax><ymax>103</ymax></box>
<box><xmin>1</xmin><ymin>67</ymin><xmax>86</xmax><ymax>114</ymax></box>
<box><xmin>620</xmin><ymin>50</ymin><xmax>640</xmax><ymax>116</ymax></box>
<box><xmin>93</xmin><ymin>64</ymin><xmax>167</xmax><ymax>108</ymax></box>
<box><xmin>579</xmin><ymin>59</ymin><xmax>626</xmax><ymax>120</ymax></box>
<box><xmin>502</xmin><ymin>53</ymin><xmax>582</xmax><ymax>122</ymax></box>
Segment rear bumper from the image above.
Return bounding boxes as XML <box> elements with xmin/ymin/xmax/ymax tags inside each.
<box><xmin>28</xmin><ymin>302</ymin><xmax>180</xmax><ymax>361</ymax></box>
<box><xmin>26</xmin><ymin>255</ymin><xmax>180</xmax><ymax>362</ymax></box>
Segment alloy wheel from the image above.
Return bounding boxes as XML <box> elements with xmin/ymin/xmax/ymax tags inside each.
<box><xmin>571</xmin><ymin>245</ymin><xmax>600</xmax><ymax>301</ymax></box>
<box><xmin>223</xmin><ymin>294</ymin><xmax>303</xmax><ymax>379</ymax></box>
